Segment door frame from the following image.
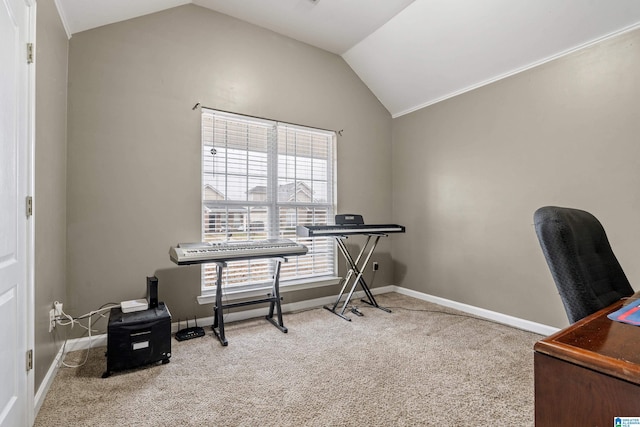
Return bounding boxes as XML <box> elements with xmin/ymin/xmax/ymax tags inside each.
<box><xmin>25</xmin><ymin>0</ymin><xmax>36</xmax><ymax>424</ymax></box>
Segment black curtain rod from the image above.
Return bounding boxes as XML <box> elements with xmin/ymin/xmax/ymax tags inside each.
<box><xmin>192</xmin><ymin>103</ymin><xmax>343</xmax><ymax>136</ymax></box>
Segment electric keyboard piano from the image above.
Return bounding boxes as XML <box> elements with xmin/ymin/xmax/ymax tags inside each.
<box><xmin>296</xmin><ymin>224</ymin><xmax>405</xmax><ymax>237</ymax></box>
<box><xmin>169</xmin><ymin>239</ymin><xmax>308</xmax><ymax>265</ymax></box>
<box><xmin>168</xmin><ymin>238</ymin><xmax>308</xmax><ymax>346</ymax></box>
<box><xmin>297</xmin><ymin>218</ymin><xmax>406</xmax><ymax>321</ymax></box>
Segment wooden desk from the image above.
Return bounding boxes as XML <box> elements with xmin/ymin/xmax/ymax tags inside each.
<box><xmin>534</xmin><ymin>297</ymin><xmax>640</xmax><ymax>426</ymax></box>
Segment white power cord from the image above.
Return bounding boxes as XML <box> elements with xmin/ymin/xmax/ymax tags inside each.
<box><xmin>57</xmin><ymin>303</ymin><xmax>121</xmax><ymax>368</ymax></box>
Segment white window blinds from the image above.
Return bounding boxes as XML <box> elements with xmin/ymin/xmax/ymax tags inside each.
<box><xmin>201</xmin><ymin>109</ymin><xmax>336</xmax><ymax>291</ymax></box>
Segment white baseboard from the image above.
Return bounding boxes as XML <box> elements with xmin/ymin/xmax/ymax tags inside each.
<box><xmin>65</xmin><ymin>333</ymin><xmax>108</xmax><ymax>352</ymax></box>
<box><xmin>34</xmin><ymin>343</ymin><xmax>65</xmax><ymax>417</ymax></box>
<box><xmin>195</xmin><ymin>285</ymin><xmax>396</xmax><ymax>328</ymax></box>
<box><xmin>60</xmin><ymin>286</ymin><xmax>396</xmax><ymax>352</ymax></box>
<box><xmin>57</xmin><ymin>284</ymin><xmax>554</xmax><ymax>353</ymax></box>
<box><xmin>34</xmin><ymin>285</ymin><xmax>555</xmax><ymax>416</ymax></box>
<box><xmin>391</xmin><ymin>286</ymin><xmax>559</xmax><ymax>336</ymax></box>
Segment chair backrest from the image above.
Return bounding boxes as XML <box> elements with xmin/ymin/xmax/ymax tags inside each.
<box><xmin>534</xmin><ymin>206</ymin><xmax>633</xmax><ymax>323</ymax></box>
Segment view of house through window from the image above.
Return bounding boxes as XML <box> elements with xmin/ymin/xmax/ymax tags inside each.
<box><xmin>201</xmin><ymin>109</ymin><xmax>337</xmax><ymax>292</ymax></box>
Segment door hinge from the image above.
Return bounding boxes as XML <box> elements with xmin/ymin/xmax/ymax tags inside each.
<box><xmin>26</xmin><ymin>349</ymin><xmax>33</xmax><ymax>371</ymax></box>
<box><xmin>27</xmin><ymin>43</ymin><xmax>33</xmax><ymax>63</ymax></box>
<box><xmin>27</xmin><ymin>43</ymin><xmax>33</xmax><ymax>64</ymax></box>
<box><xmin>26</xmin><ymin>196</ymin><xmax>33</xmax><ymax>218</ymax></box>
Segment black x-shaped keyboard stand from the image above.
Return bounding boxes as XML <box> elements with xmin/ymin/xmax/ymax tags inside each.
<box><xmin>323</xmin><ymin>233</ymin><xmax>392</xmax><ymax>321</ymax></box>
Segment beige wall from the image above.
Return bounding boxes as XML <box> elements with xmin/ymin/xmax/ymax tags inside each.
<box><xmin>36</xmin><ymin>0</ymin><xmax>640</xmax><ymax>402</ymax></box>
<box><xmin>59</xmin><ymin>0</ymin><xmax>639</xmax><ymax>346</ymax></box>
<box><xmin>66</xmin><ymin>5</ymin><xmax>393</xmax><ymax>323</ymax></box>
<box><xmin>392</xmin><ymin>27</ymin><xmax>640</xmax><ymax>328</ymax></box>
<box><xmin>35</xmin><ymin>0</ymin><xmax>68</xmax><ymax>390</ymax></box>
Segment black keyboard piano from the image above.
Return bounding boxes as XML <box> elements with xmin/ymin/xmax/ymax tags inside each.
<box><xmin>296</xmin><ymin>216</ymin><xmax>406</xmax><ymax>321</ymax></box>
<box><xmin>296</xmin><ymin>224</ymin><xmax>405</xmax><ymax>237</ymax></box>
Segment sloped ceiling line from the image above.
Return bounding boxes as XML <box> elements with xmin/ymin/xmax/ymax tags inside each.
<box><xmin>53</xmin><ymin>0</ymin><xmax>640</xmax><ymax>117</ymax></box>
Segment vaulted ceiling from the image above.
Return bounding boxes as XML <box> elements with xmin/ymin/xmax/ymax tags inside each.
<box><xmin>55</xmin><ymin>0</ymin><xmax>640</xmax><ymax>117</ymax></box>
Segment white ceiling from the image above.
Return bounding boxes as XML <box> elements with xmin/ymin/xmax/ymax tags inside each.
<box><xmin>55</xmin><ymin>0</ymin><xmax>640</xmax><ymax>117</ymax></box>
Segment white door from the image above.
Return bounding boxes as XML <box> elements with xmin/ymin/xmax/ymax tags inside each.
<box><xmin>0</xmin><ymin>0</ymin><xmax>33</xmax><ymax>426</ymax></box>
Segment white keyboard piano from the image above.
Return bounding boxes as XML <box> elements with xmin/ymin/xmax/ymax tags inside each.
<box><xmin>169</xmin><ymin>238</ymin><xmax>308</xmax><ymax>346</ymax></box>
<box><xmin>169</xmin><ymin>239</ymin><xmax>308</xmax><ymax>265</ymax></box>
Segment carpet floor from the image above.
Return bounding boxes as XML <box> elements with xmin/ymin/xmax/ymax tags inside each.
<box><xmin>34</xmin><ymin>292</ymin><xmax>541</xmax><ymax>426</ymax></box>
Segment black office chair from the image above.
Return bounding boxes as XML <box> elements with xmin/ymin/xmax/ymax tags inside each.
<box><xmin>534</xmin><ymin>206</ymin><xmax>634</xmax><ymax>323</ymax></box>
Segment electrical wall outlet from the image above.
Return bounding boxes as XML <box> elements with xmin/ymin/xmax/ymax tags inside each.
<box><xmin>373</xmin><ymin>261</ymin><xmax>379</xmax><ymax>271</ymax></box>
<box><xmin>54</xmin><ymin>301</ymin><xmax>63</xmax><ymax>317</ymax></box>
<box><xmin>49</xmin><ymin>309</ymin><xmax>56</xmax><ymax>332</ymax></box>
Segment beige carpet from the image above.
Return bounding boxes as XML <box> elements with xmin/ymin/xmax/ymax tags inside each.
<box><xmin>34</xmin><ymin>293</ymin><xmax>541</xmax><ymax>426</ymax></box>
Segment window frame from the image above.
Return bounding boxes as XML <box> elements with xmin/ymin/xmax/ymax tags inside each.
<box><xmin>199</xmin><ymin>108</ymin><xmax>338</xmax><ymax>296</ymax></box>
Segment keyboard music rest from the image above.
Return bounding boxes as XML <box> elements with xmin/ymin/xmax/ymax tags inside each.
<box><xmin>296</xmin><ymin>224</ymin><xmax>405</xmax><ymax>237</ymax></box>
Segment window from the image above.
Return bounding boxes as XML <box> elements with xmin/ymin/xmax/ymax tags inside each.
<box><xmin>201</xmin><ymin>109</ymin><xmax>336</xmax><ymax>292</ymax></box>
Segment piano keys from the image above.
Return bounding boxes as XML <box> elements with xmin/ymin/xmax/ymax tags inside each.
<box><xmin>169</xmin><ymin>239</ymin><xmax>308</xmax><ymax>265</ymax></box>
<box><xmin>296</xmin><ymin>224</ymin><xmax>405</xmax><ymax>237</ymax></box>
